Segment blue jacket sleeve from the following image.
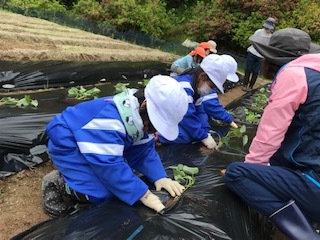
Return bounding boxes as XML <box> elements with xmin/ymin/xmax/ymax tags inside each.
<box><xmin>66</xmin><ymin>101</ymin><xmax>150</xmax><ymax>206</ymax></box>
<box><xmin>202</xmin><ymin>91</ymin><xmax>233</xmax><ymax>124</ymax></box>
<box><xmin>76</xmin><ymin>129</ymin><xmax>149</xmax><ymax>206</ymax></box>
<box><xmin>125</xmin><ymin>134</ymin><xmax>167</xmax><ymax>183</ymax></box>
<box><xmin>178</xmin><ymin>87</ymin><xmax>209</xmax><ymax>141</ymax></box>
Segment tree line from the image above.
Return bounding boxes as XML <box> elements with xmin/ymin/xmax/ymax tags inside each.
<box><xmin>3</xmin><ymin>0</ymin><xmax>320</xmax><ymax>54</ymax></box>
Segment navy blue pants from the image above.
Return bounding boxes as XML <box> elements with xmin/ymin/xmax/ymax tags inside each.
<box><xmin>245</xmin><ymin>52</ymin><xmax>262</xmax><ymax>74</ymax></box>
<box><xmin>224</xmin><ymin>162</ymin><xmax>320</xmax><ymax>222</ymax></box>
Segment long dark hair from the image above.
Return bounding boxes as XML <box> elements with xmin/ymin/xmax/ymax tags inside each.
<box><xmin>180</xmin><ymin>66</ymin><xmax>203</xmax><ymax>100</ymax></box>
<box><xmin>133</xmin><ymin>88</ymin><xmax>156</xmax><ymax>134</ymax></box>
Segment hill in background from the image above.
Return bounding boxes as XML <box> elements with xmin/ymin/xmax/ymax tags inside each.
<box><xmin>0</xmin><ymin>10</ymin><xmax>180</xmax><ymax>63</ymax></box>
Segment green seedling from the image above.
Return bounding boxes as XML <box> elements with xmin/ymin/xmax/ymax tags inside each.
<box><xmin>68</xmin><ymin>86</ymin><xmax>101</xmax><ymax>100</ymax></box>
<box><xmin>251</xmin><ymin>93</ymin><xmax>269</xmax><ymax>112</ymax></box>
<box><xmin>0</xmin><ymin>95</ymin><xmax>38</xmax><ymax>108</ymax></box>
<box><xmin>114</xmin><ymin>83</ymin><xmax>129</xmax><ymax>93</ymax></box>
<box><xmin>244</xmin><ymin>108</ymin><xmax>261</xmax><ymax>124</ymax></box>
<box><xmin>137</xmin><ymin>79</ymin><xmax>149</xmax><ymax>87</ymax></box>
<box><xmin>169</xmin><ymin>164</ymin><xmax>199</xmax><ymax>190</ymax></box>
<box><xmin>211</xmin><ymin>125</ymin><xmax>248</xmax><ymax>150</ymax></box>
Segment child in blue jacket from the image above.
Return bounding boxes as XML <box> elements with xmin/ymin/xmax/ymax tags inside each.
<box><xmin>158</xmin><ymin>54</ymin><xmax>238</xmax><ymax>149</ymax></box>
<box><xmin>42</xmin><ymin>75</ymin><xmax>188</xmax><ymax>217</ymax></box>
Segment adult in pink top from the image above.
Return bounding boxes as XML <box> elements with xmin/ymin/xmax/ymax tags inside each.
<box><xmin>224</xmin><ymin>28</ymin><xmax>320</xmax><ymax>240</ymax></box>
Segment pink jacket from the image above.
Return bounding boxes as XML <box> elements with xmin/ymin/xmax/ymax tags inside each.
<box><xmin>245</xmin><ymin>54</ymin><xmax>320</xmax><ymax>164</ymax></box>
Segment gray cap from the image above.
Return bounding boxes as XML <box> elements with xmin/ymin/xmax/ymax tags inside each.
<box><xmin>262</xmin><ymin>17</ymin><xmax>275</xmax><ymax>30</ymax></box>
<box><xmin>250</xmin><ymin>28</ymin><xmax>320</xmax><ymax>65</ymax></box>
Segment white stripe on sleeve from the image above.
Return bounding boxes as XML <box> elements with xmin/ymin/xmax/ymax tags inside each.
<box><xmin>202</xmin><ymin>93</ymin><xmax>218</xmax><ymax>102</ymax></box>
<box><xmin>179</xmin><ymin>81</ymin><xmax>194</xmax><ymax>92</ymax></box>
<box><xmin>82</xmin><ymin>119</ymin><xmax>126</xmax><ymax>134</ymax></box>
<box><xmin>77</xmin><ymin>142</ymin><xmax>124</xmax><ymax>156</ymax></box>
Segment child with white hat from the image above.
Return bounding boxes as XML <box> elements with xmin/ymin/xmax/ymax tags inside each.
<box><xmin>158</xmin><ymin>54</ymin><xmax>239</xmax><ymax>148</ymax></box>
<box><xmin>42</xmin><ymin>75</ymin><xmax>189</xmax><ymax>217</ymax></box>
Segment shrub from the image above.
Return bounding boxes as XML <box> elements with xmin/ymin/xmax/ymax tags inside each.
<box><xmin>71</xmin><ymin>0</ymin><xmax>175</xmax><ymax>38</ymax></box>
<box><xmin>7</xmin><ymin>0</ymin><xmax>66</xmax><ymax>12</ymax></box>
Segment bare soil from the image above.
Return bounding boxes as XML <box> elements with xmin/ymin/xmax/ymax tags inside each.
<box><xmin>0</xmin><ymin>10</ymin><xmax>270</xmax><ymax>240</ymax></box>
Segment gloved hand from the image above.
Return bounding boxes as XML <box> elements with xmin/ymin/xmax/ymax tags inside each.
<box><xmin>202</xmin><ymin>133</ymin><xmax>217</xmax><ymax>149</ymax></box>
<box><xmin>140</xmin><ymin>190</ymin><xmax>165</xmax><ymax>212</ymax></box>
<box><xmin>154</xmin><ymin>178</ymin><xmax>185</xmax><ymax>197</ymax></box>
<box><xmin>230</xmin><ymin>121</ymin><xmax>238</xmax><ymax>128</ymax></box>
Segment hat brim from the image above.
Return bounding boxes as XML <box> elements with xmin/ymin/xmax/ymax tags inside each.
<box><xmin>146</xmin><ymin>100</ymin><xmax>179</xmax><ymax>141</ymax></box>
<box><xmin>206</xmin><ymin>73</ymin><xmax>224</xmax><ymax>94</ymax></box>
<box><xmin>250</xmin><ymin>35</ymin><xmax>320</xmax><ymax>65</ymax></box>
<box><xmin>210</xmin><ymin>49</ymin><xmax>217</xmax><ymax>53</ymax></box>
<box><xmin>262</xmin><ymin>23</ymin><xmax>274</xmax><ymax>30</ymax></box>
<box><xmin>227</xmin><ymin>73</ymin><xmax>239</xmax><ymax>82</ymax></box>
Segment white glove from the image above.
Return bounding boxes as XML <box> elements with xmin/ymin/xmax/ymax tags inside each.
<box><xmin>202</xmin><ymin>133</ymin><xmax>217</xmax><ymax>149</ymax></box>
<box><xmin>140</xmin><ymin>190</ymin><xmax>165</xmax><ymax>212</ymax></box>
<box><xmin>230</xmin><ymin>121</ymin><xmax>238</xmax><ymax>128</ymax></box>
<box><xmin>154</xmin><ymin>178</ymin><xmax>185</xmax><ymax>197</ymax></box>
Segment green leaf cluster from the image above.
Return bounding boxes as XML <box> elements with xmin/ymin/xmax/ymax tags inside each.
<box><xmin>71</xmin><ymin>0</ymin><xmax>175</xmax><ymax>38</ymax></box>
<box><xmin>6</xmin><ymin>0</ymin><xmax>66</xmax><ymax>12</ymax></box>
<box><xmin>244</xmin><ymin>109</ymin><xmax>261</xmax><ymax>124</ymax></box>
<box><xmin>0</xmin><ymin>95</ymin><xmax>38</xmax><ymax>108</ymax></box>
<box><xmin>169</xmin><ymin>164</ymin><xmax>199</xmax><ymax>190</ymax></box>
<box><xmin>114</xmin><ymin>83</ymin><xmax>130</xmax><ymax>93</ymax></box>
<box><xmin>212</xmin><ymin>125</ymin><xmax>248</xmax><ymax>149</ymax></box>
<box><xmin>68</xmin><ymin>86</ymin><xmax>101</xmax><ymax>100</ymax></box>
<box><xmin>251</xmin><ymin>93</ymin><xmax>269</xmax><ymax>112</ymax></box>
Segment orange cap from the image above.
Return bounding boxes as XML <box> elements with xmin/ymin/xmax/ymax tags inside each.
<box><xmin>190</xmin><ymin>47</ymin><xmax>206</xmax><ymax>58</ymax></box>
<box><xmin>199</xmin><ymin>42</ymin><xmax>211</xmax><ymax>49</ymax></box>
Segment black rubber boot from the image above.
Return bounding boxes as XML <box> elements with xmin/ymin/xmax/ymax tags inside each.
<box><xmin>269</xmin><ymin>200</ymin><xmax>320</xmax><ymax>240</ymax></box>
<box><xmin>42</xmin><ymin>170</ymin><xmax>69</xmax><ymax>217</ymax></box>
<box><xmin>248</xmin><ymin>73</ymin><xmax>259</xmax><ymax>90</ymax></box>
<box><xmin>242</xmin><ymin>72</ymin><xmax>250</xmax><ymax>91</ymax></box>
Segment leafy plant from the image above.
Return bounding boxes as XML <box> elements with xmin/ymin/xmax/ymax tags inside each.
<box><xmin>212</xmin><ymin>125</ymin><xmax>248</xmax><ymax>149</ymax></box>
<box><xmin>68</xmin><ymin>86</ymin><xmax>101</xmax><ymax>100</ymax></box>
<box><xmin>251</xmin><ymin>93</ymin><xmax>269</xmax><ymax>112</ymax></box>
<box><xmin>7</xmin><ymin>0</ymin><xmax>66</xmax><ymax>12</ymax></box>
<box><xmin>71</xmin><ymin>0</ymin><xmax>175</xmax><ymax>38</ymax></box>
<box><xmin>137</xmin><ymin>79</ymin><xmax>149</xmax><ymax>87</ymax></box>
<box><xmin>0</xmin><ymin>95</ymin><xmax>38</xmax><ymax>108</ymax></box>
<box><xmin>244</xmin><ymin>108</ymin><xmax>261</xmax><ymax>124</ymax></box>
<box><xmin>114</xmin><ymin>79</ymin><xmax>149</xmax><ymax>93</ymax></box>
<box><xmin>114</xmin><ymin>83</ymin><xmax>130</xmax><ymax>93</ymax></box>
<box><xmin>169</xmin><ymin>164</ymin><xmax>199</xmax><ymax>190</ymax></box>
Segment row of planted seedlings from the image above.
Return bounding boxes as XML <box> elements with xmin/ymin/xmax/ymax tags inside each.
<box><xmin>209</xmin><ymin>84</ymin><xmax>271</xmax><ymax>158</ymax></box>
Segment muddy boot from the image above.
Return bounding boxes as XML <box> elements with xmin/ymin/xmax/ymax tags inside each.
<box><xmin>270</xmin><ymin>200</ymin><xmax>320</xmax><ymax>240</ymax></box>
<box><xmin>42</xmin><ymin>170</ymin><xmax>69</xmax><ymax>217</ymax></box>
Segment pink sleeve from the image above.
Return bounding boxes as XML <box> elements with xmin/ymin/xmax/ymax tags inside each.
<box><xmin>244</xmin><ymin>67</ymin><xmax>308</xmax><ymax>164</ymax></box>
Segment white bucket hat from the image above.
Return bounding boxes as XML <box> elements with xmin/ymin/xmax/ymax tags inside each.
<box><xmin>208</xmin><ymin>40</ymin><xmax>217</xmax><ymax>53</ymax></box>
<box><xmin>145</xmin><ymin>75</ymin><xmax>188</xmax><ymax>141</ymax></box>
<box><xmin>220</xmin><ymin>54</ymin><xmax>239</xmax><ymax>83</ymax></box>
<box><xmin>200</xmin><ymin>54</ymin><xmax>228</xmax><ymax>94</ymax></box>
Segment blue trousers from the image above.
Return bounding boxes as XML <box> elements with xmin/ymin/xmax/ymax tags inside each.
<box><xmin>245</xmin><ymin>52</ymin><xmax>262</xmax><ymax>74</ymax></box>
<box><xmin>224</xmin><ymin>162</ymin><xmax>320</xmax><ymax>222</ymax></box>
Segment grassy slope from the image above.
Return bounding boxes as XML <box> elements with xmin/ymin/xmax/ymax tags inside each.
<box><xmin>0</xmin><ymin>10</ymin><xmax>179</xmax><ymax>63</ymax></box>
